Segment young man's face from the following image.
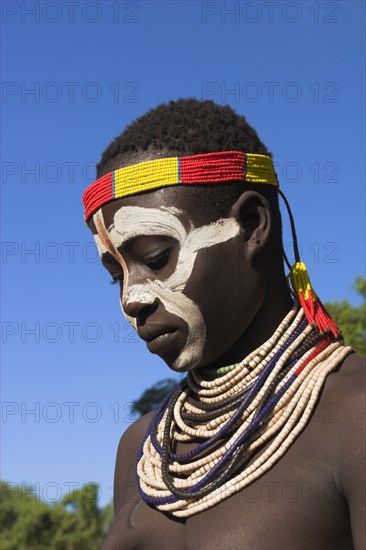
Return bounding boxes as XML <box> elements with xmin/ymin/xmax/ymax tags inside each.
<box><xmin>89</xmin><ymin>186</ymin><xmax>265</xmax><ymax>372</ymax></box>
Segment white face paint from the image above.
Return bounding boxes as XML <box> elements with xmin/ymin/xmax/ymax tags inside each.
<box><xmin>93</xmin><ymin>206</ymin><xmax>240</xmax><ymax>371</ymax></box>
<box><xmin>93</xmin><ymin>233</ymin><xmax>107</xmax><ymax>257</ymax></box>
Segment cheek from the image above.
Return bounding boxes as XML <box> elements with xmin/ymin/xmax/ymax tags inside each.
<box><xmin>183</xmin><ymin>242</ymin><xmax>241</xmax><ymax>309</ymax></box>
<box><xmin>180</xmin><ymin>252</ymin><xmax>223</xmax><ymax>350</ymax></box>
<box><xmin>183</xmin><ymin>243</ymin><xmax>257</xmax><ymax>346</ymax></box>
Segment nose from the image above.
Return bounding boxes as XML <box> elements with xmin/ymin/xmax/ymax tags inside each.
<box><xmin>121</xmin><ymin>274</ymin><xmax>160</xmax><ymax>321</ymax></box>
<box><xmin>122</xmin><ymin>296</ymin><xmax>159</xmax><ymax>321</ymax></box>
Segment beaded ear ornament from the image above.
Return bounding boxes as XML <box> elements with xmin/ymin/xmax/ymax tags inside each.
<box><xmin>278</xmin><ymin>189</ymin><xmax>340</xmax><ymax>338</ymax></box>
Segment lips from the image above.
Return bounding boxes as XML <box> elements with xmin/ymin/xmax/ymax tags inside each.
<box><xmin>137</xmin><ymin>325</ymin><xmax>177</xmax><ymax>353</ymax></box>
<box><xmin>137</xmin><ymin>325</ymin><xmax>176</xmax><ymax>343</ymax></box>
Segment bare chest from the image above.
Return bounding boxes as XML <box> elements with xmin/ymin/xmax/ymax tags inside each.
<box><xmin>103</xmin><ymin>444</ymin><xmax>352</xmax><ymax>550</ymax></box>
<box><xmin>102</xmin><ymin>355</ymin><xmax>363</xmax><ymax>550</ymax></box>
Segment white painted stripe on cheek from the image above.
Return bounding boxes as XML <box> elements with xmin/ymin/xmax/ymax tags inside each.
<box><xmin>166</xmin><ymin>218</ymin><xmax>241</xmax><ymax>291</ymax></box>
<box><xmin>125</xmin><ymin>280</ymin><xmax>206</xmax><ymax>371</ymax></box>
<box><xmin>93</xmin><ymin>234</ymin><xmax>107</xmax><ymax>257</ymax></box>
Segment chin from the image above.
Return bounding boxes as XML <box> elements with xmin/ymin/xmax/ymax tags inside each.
<box><xmin>170</xmin><ymin>353</ymin><xmax>219</xmax><ymax>373</ymax></box>
<box><xmin>154</xmin><ymin>333</ymin><xmax>205</xmax><ymax>373</ymax></box>
<box><xmin>164</xmin><ymin>352</ymin><xmax>202</xmax><ymax>373</ymax></box>
<box><xmin>163</xmin><ymin>356</ymin><xmax>191</xmax><ymax>373</ymax></box>
<box><xmin>170</xmin><ymin>349</ymin><xmax>235</xmax><ymax>373</ymax></box>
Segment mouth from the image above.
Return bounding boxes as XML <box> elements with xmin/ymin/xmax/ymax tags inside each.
<box><xmin>138</xmin><ymin>325</ymin><xmax>178</xmax><ymax>354</ymax></box>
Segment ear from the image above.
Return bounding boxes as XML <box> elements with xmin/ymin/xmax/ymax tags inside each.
<box><xmin>230</xmin><ymin>191</ymin><xmax>271</xmax><ymax>254</ymax></box>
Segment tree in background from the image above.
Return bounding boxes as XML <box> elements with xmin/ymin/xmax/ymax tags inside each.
<box><xmin>130</xmin><ymin>378</ymin><xmax>179</xmax><ymax>417</ymax></box>
<box><xmin>0</xmin><ymin>481</ymin><xmax>108</xmax><ymax>550</ymax></box>
<box><xmin>325</xmin><ymin>276</ymin><xmax>366</xmax><ymax>356</ymax></box>
<box><xmin>1</xmin><ymin>482</ymin><xmax>56</xmax><ymax>550</ymax></box>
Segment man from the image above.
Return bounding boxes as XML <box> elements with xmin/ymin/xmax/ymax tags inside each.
<box><xmin>82</xmin><ymin>99</ymin><xmax>365</xmax><ymax>549</ymax></box>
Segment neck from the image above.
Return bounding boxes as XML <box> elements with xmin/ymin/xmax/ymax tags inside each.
<box><xmin>206</xmin><ymin>276</ymin><xmax>294</xmax><ymax>370</ymax></box>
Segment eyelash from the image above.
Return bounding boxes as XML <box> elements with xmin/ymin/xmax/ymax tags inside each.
<box><xmin>109</xmin><ymin>250</ymin><xmax>170</xmax><ymax>285</ymax></box>
<box><xmin>146</xmin><ymin>249</ymin><xmax>170</xmax><ymax>272</ymax></box>
<box><xmin>110</xmin><ymin>275</ymin><xmax>123</xmax><ymax>286</ymax></box>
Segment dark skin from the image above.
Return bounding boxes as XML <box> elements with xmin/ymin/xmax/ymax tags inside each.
<box><xmin>89</xmin><ymin>180</ymin><xmax>365</xmax><ymax>550</ymax></box>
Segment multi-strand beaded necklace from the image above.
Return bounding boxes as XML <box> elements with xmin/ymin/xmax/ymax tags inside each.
<box><xmin>136</xmin><ymin>305</ymin><xmax>353</xmax><ymax>517</ymax></box>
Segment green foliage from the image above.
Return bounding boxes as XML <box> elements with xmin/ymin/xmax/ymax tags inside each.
<box><xmin>353</xmin><ymin>275</ymin><xmax>366</xmax><ymax>300</ymax></box>
<box><xmin>130</xmin><ymin>378</ymin><xmax>179</xmax><ymax>416</ymax></box>
<box><xmin>0</xmin><ymin>481</ymin><xmax>112</xmax><ymax>550</ymax></box>
<box><xmin>325</xmin><ymin>276</ymin><xmax>366</xmax><ymax>356</ymax></box>
<box><xmin>100</xmin><ymin>501</ymin><xmax>114</xmax><ymax>541</ymax></box>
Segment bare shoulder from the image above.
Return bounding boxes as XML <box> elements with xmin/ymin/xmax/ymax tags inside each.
<box><xmin>323</xmin><ymin>352</ymin><xmax>365</xmax><ymax>483</ymax></box>
<box><xmin>117</xmin><ymin>409</ymin><xmax>156</xmax><ymax>455</ymax></box>
<box><xmin>322</xmin><ymin>352</ymin><xmax>365</xmax><ymax>446</ymax></box>
<box><xmin>324</xmin><ymin>352</ymin><xmax>366</xmax><ymax>409</ymax></box>
<box><xmin>324</xmin><ymin>352</ymin><xmax>366</xmax><ymax>550</ymax></box>
<box><xmin>113</xmin><ymin>410</ymin><xmax>156</xmax><ymax>513</ymax></box>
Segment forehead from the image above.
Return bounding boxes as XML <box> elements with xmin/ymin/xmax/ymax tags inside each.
<box><xmin>89</xmin><ymin>186</ymin><xmax>208</xmax><ymax>233</ymax></box>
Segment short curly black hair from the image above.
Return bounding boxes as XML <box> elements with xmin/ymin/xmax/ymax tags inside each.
<box><xmin>97</xmin><ymin>98</ymin><xmax>271</xmax><ymax>176</ymax></box>
<box><xmin>96</xmin><ymin>98</ymin><xmax>283</xmax><ymax>256</ymax></box>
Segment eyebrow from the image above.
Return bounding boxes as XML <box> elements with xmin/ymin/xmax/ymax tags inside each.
<box><xmin>107</xmin><ymin>229</ymin><xmax>177</xmax><ymax>252</ymax></box>
<box><xmin>106</xmin><ymin>224</ymin><xmax>137</xmax><ymax>249</ymax></box>
<box><xmin>106</xmin><ymin>206</ymin><xmax>190</xmax><ymax>248</ymax></box>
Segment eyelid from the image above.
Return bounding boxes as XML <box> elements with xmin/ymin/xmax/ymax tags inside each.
<box><xmin>101</xmin><ymin>254</ymin><xmax>121</xmax><ymax>271</ymax></box>
<box><xmin>109</xmin><ymin>248</ymin><xmax>171</xmax><ymax>285</ymax></box>
<box><xmin>144</xmin><ymin>247</ymin><xmax>169</xmax><ymax>261</ymax></box>
<box><xmin>145</xmin><ymin>249</ymin><xmax>170</xmax><ymax>271</ymax></box>
<box><xmin>110</xmin><ymin>274</ymin><xmax>124</xmax><ymax>285</ymax></box>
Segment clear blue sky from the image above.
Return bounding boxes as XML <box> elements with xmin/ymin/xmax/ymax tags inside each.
<box><xmin>1</xmin><ymin>1</ymin><xmax>365</xmax><ymax>508</ymax></box>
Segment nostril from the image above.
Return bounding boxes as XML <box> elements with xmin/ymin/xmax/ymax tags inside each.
<box><xmin>123</xmin><ymin>298</ymin><xmax>159</xmax><ymax>322</ymax></box>
<box><xmin>123</xmin><ymin>300</ymin><xmax>144</xmax><ymax>318</ymax></box>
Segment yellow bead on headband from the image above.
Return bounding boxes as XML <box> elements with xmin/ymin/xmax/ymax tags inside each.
<box><xmin>82</xmin><ymin>151</ymin><xmax>278</xmax><ymax>223</ymax></box>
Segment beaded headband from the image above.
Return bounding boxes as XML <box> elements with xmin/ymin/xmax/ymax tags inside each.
<box><xmin>82</xmin><ymin>151</ymin><xmax>278</xmax><ymax>223</ymax></box>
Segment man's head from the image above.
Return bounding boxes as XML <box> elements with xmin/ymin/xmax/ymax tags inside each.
<box><xmin>85</xmin><ymin>99</ymin><xmax>290</xmax><ymax>372</ymax></box>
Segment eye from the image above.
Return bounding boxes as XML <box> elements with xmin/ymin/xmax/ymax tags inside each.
<box><xmin>110</xmin><ymin>274</ymin><xmax>124</xmax><ymax>286</ymax></box>
<box><xmin>145</xmin><ymin>249</ymin><xmax>170</xmax><ymax>272</ymax></box>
